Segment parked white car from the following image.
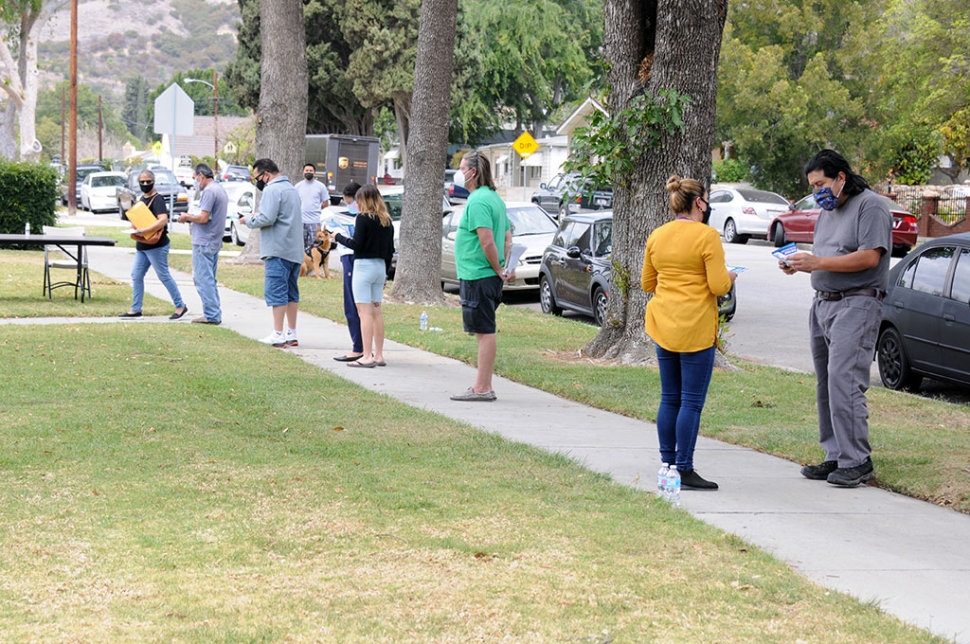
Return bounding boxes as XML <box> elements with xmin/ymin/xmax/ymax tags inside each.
<box><xmin>79</xmin><ymin>171</ymin><xmax>126</xmax><ymax>213</ymax></box>
<box><xmin>441</xmin><ymin>202</ymin><xmax>558</xmax><ymax>291</ymax></box>
<box><xmin>707</xmin><ymin>186</ymin><xmax>791</xmax><ymax>243</ymax></box>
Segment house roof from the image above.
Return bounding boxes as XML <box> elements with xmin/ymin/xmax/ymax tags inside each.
<box><xmin>556</xmin><ymin>96</ymin><xmax>608</xmax><ymax>136</ymax></box>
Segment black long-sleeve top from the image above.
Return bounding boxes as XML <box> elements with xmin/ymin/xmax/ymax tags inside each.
<box><xmin>334</xmin><ymin>212</ymin><xmax>395</xmax><ymax>272</ymax></box>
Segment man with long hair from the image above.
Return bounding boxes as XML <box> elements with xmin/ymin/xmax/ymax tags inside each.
<box><xmin>781</xmin><ymin>149</ymin><xmax>892</xmax><ymax>487</ymax></box>
<box><xmin>449</xmin><ymin>151</ymin><xmax>514</xmax><ymax>402</ymax></box>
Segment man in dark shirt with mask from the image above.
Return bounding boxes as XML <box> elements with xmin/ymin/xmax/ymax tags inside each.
<box><xmin>781</xmin><ymin>149</ymin><xmax>892</xmax><ymax>487</ymax></box>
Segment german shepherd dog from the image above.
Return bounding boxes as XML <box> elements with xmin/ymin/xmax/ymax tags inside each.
<box><xmin>300</xmin><ymin>229</ymin><xmax>333</xmax><ymax>279</ymax></box>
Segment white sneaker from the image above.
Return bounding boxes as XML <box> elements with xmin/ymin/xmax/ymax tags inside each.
<box><xmin>260</xmin><ymin>331</ymin><xmax>286</xmax><ymax>348</ymax></box>
<box><xmin>284</xmin><ymin>329</ymin><xmax>298</xmax><ymax>347</ymax></box>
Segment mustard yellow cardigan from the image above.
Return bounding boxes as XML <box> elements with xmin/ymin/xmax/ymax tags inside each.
<box><xmin>641</xmin><ymin>220</ymin><xmax>733</xmax><ymax>353</ymax></box>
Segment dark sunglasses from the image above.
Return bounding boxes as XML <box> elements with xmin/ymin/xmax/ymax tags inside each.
<box><xmin>139</xmin><ymin>181</ymin><xmax>153</xmax><ymax>186</ymax></box>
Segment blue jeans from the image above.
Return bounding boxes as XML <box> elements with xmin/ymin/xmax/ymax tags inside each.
<box><xmin>341</xmin><ymin>254</ymin><xmax>362</xmax><ymax>353</ymax></box>
<box><xmin>192</xmin><ymin>244</ymin><xmax>221</xmax><ymax>323</ymax></box>
<box><xmin>655</xmin><ymin>344</ymin><xmax>716</xmax><ymax>471</ymax></box>
<box><xmin>131</xmin><ymin>243</ymin><xmax>184</xmax><ymax>313</ymax></box>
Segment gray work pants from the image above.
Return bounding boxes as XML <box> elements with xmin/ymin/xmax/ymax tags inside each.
<box><xmin>809</xmin><ymin>295</ymin><xmax>882</xmax><ymax>468</ymax></box>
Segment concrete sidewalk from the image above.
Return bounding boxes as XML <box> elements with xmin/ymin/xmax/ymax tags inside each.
<box><xmin>14</xmin><ymin>229</ymin><xmax>970</xmax><ymax>642</ymax></box>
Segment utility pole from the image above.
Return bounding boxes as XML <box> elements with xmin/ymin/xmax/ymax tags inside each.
<box><xmin>213</xmin><ymin>70</ymin><xmax>219</xmax><ymax>162</ymax></box>
<box><xmin>98</xmin><ymin>95</ymin><xmax>103</xmax><ymax>163</ymax></box>
<box><xmin>68</xmin><ymin>0</ymin><xmax>78</xmax><ymax>216</ymax></box>
<box><xmin>60</xmin><ymin>86</ymin><xmax>65</xmax><ymax>162</ymax></box>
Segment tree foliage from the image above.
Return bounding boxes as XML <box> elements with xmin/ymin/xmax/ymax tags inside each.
<box><xmin>715</xmin><ymin>2</ymin><xmax>868</xmax><ymax>196</ymax></box>
<box><xmin>457</xmin><ymin>0</ymin><xmax>604</xmax><ymax>138</ymax></box>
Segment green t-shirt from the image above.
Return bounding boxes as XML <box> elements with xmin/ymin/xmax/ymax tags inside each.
<box><xmin>455</xmin><ymin>187</ymin><xmax>510</xmax><ymax>281</ymax></box>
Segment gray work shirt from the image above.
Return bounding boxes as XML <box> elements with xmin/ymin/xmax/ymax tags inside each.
<box><xmin>810</xmin><ymin>188</ymin><xmax>893</xmax><ymax>293</ymax></box>
<box><xmin>193</xmin><ymin>181</ymin><xmax>228</xmax><ymax>251</ymax></box>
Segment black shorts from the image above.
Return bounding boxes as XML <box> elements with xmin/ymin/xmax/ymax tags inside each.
<box><xmin>460</xmin><ymin>276</ymin><xmax>503</xmax><ymax>334</ymax></box>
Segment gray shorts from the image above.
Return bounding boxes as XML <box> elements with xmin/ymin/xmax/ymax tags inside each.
<box><xmin>460</xmin><ymin>276</ymin><xmax>503</xmax><ymax>334</ymax></box>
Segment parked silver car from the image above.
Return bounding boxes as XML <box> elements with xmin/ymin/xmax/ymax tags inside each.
<box><xmin>441</xmin><ymin>202</ymin><xmax>558</xmax><ymax>291</ymax></box>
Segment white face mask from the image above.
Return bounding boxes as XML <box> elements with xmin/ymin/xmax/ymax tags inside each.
<box><xmin>453</xmin><ymin>168</ymin><xmax>468</xmax><ymax>189</ymax></box>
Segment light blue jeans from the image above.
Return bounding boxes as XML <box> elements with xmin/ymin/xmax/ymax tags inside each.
<box><xmin>192</xmin><ymin>244</ymin><xmax>222</xmax><ymax>323</ymax></box>
<box><xmin>131</xmin><ymin>243</ymin><xmax>185</xmax><ymax>313</ymax></box>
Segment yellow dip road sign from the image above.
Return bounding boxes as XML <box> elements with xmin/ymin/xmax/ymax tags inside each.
<box><xmin>512</xmin><ymin>132</ymin><xmax>539</xmax><ymax>159</ymax></box>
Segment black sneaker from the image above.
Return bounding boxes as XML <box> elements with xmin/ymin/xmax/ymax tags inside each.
<box><xmin>801</xmin><ymin>460</ymin><xmax>838</xmax><ymax>480</ymax></box>
<box><xmin>827</xmin><ymin>458</ymin><xmax>874</xmax><ymax>488</ymax></box>
<box><xmin>680</xmin><ymin>469</ymin><xmax>718</xmax><ymax>490</ymax></box>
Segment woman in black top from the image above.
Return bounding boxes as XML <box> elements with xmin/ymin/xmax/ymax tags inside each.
<box><xmin>334</xmin><ymin>184</ymin><xmax>394</xmax><ymax>367</ymax></box>
<box><xmin>120</xmin><ymin>169</ymin><xmax>188</xmax><ymax>319</ymax></box>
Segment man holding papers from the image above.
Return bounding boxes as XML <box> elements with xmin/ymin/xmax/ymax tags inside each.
<box><xmin>449</xmin><ymin>151</ymin><xmax>514</xmax><ymax>402</ymax></box>
<box><xmin>178</xmin><ymin>164</ymin><xmax>227</xmax><ymax>325</ymax></box>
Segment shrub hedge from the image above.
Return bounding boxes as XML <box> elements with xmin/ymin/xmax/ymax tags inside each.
<box><xmin>0</xmin><ymin>160</ymin><xmax>59</xmax><ymax>235</ymax></box>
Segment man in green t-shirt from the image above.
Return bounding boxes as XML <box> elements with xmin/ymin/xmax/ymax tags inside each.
<box><xmin>450</xmin><ymin>151</ymin><xmax>513</xmax><ymax>402</ymax></box>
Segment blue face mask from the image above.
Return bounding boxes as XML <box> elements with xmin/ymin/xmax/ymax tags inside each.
<box><xmin>347</xmin><ymin>203</ymin><xmax>358</xmax><ymax>214</ymax></box>
<box><xmin>814</xmin><ymin>181</ymin><xmax>843</xmax><ymax>211</ymax></box>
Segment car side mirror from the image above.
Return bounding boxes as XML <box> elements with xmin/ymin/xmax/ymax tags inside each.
<box><xmin>238</xmin><ymin>206</ymin><xmax>253</xmax><ymax>216</ymax></box>
<box><xmin>789</xmin><ymin>203</ymin><xmax>796</xmax><ymax>211</ymax></box>
<box><xmin>566</xmin><ymin>246</ymin><xmax>582</xmax><ymax>259</ymax></box>
<box><xmin>539</xmin><ymin>183</ymin><xmax>547</xmax><ymax>189</ymax></box>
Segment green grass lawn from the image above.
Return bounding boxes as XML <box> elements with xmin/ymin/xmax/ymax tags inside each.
<box><xmin>168</xmin><ymin>255</ymin><xmax>970</xmax><ymax>514</ymax></box>
<box><xmin>0</xmin><ymin>323</ymin><xmax>949</xmax><ymax>643</ymax></box>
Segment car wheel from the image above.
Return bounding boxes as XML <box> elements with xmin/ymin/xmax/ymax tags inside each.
<box><xmin>877</xmin><ymin>326</ymin><xmax>922</xmax><ymax>391</ymax></box>
<box><xmin>119</xmin><ymin>202</ymin><xmax>128</xmax><ymax>220</ymax></box>
<box><xmin>723</xmin><ymin>219</ymin><xmax>740</xmax><ymax>243</ymax></box>
<box><xmin>891</xmin><ymin>245</ymin><xmax>910</xmax><ymax>258</ymax></box>
<box><xmin>231</xmin><ymin>222</ymin><xmax>243</xmax><ymax>246</ymax></box>
<box><xmin>772</xmin><ymin>223</ymin><xmax>787</xmax><ymax>247</ymax></box>
<box><xmin>539</xmin><ymin>275</ymin><xmax>562</xmax><ymax>316</ymax></box>
<box><xmin>558</xmin><ymin>203</ymin><xmax>569</xmax><ymax>220</ymax></box>
<box><xmin>592</xmin><ymin>287</ymin><xmax>608</xmax><ymax>327</ymax></box>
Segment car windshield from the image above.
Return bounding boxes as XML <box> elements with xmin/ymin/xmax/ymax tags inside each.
<box><xmin>151</xmin><ymin>170</ymin><xmax>178</xmax><ymax>187</ymax></box>
<box><xmin>92</xmin><ymin>175</ymin><xmax>124</xmax><ymax>188</ymax></box>
<box><xmin>382</xmin><ymin>193</ymin><xmax>404</xmax><ymax>221</ymax></box>
<box><xmin>737</xmin><ymin>189</ymin><xmax>789</xmax><ymax>205</ymax></box>
<box><xmin>508</xmin><ymin>207</ymin><xmax>557</xmax><ymax>236</ymax></box>
<box><xmin>76</xmin><ymin>167</ymin><xmax>101</xmax><ymax>181</ymax></box>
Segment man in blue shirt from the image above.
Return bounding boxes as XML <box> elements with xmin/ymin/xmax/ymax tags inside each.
<box><xmin>296</xmin><ymin>163</ymin><xmax>330</xmax><ymax>253</ymax></box>
<box><xmin>239</xmin><ymin>158</ymin><xmax>304</xmax><ymax>348</ymax></box>
<box><xmin>178</xmin><ymin>163</ymin><xmax>227</xmax><ymax>325</ymax></box>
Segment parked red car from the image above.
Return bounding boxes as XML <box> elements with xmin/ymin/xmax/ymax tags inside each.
<box><xmin>769</xmin><ymin>193</ymin><xmax>918</xmax><ymax>257</ymax></box>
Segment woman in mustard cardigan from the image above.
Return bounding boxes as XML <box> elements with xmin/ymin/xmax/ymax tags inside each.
<box><xmin>641</xmin><ymin>175</ymin><xmax>737</xmax><ymax>490</ymax></box>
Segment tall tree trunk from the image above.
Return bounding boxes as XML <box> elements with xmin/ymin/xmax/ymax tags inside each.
<box><xmin>585</xmin><ymin>0</ymin><xmax>727</xmax><ymax>362</ymax></box>
<box><xmin>234</xmin><ymin>0</ymin><xmax>308</xmax><ymax>265</ymax></box>
<box><xmin>389</xmin><ymin>0</ymin><xmax>458</xmax><ymax>303</ymax></box>
<box><xmin>0</xmin><ymin>0</ymin><xmax>67</xmax><ymax>161</ymax></box>
<box><xmin>393</xmin><ymin>91</ymin><xmax>412</xmax><ymax>171</ymax></box>
<box><xmin>0</xmin><ymin>101</ymin><xmax>16</xmax><ymax>159</ymax></box>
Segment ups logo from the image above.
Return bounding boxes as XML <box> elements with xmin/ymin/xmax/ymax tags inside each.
<box><xmin>338</xmin><ymin>156</ymin><xmax>350</xmax><ymax>169</ymax></box>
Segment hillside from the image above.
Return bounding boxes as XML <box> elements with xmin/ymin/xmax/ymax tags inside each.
<box><xmin>38</xmin><ymin>0</ymin><xmax>240</xmax><ymax>96</ymax></box>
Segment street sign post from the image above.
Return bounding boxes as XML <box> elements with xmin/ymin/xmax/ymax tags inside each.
<box><xmin>154</xmin><ymin>84</ymin><xmax>194</xmax><ymax>171</ymax></box>
<box><xmin>512</xmin><ymin>132</ymin><xmax>540</xmax><ymax>199</ymax></box>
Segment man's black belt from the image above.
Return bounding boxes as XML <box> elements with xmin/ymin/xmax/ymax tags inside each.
<box><xmin>815</xmin><ymin>288</ymin><xmax>885</xmax><ymax>301</ymax></box>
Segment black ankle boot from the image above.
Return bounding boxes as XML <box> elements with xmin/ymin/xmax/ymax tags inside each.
<box><xmin>680</xmin><ymin>469</ymin><xmax>718</xmax><ymax>490</ymax></box>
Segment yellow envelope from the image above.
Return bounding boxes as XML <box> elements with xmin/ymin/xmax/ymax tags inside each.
<box><xmin>126</xmin><ymin>201</ymin><xmax>158</xmax><ymax>229</ymax></box>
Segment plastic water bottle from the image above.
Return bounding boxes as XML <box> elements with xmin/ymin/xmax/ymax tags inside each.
<box><xmin>657</xmin><ymin>462</ymin><xmax>669</xmax><ymax>498</ymax></box>
<box><xmin>665</xmin><ymin>465</ymin><xmax>681</xmax><ymax>508</ymax></box>
<box><xmin>24</xmin><ymin>222</ymin><xmax>30</xmax><ymax>236</ymax></box>
<box><xmin>419</xmin><ymin>310</ymin><xmax>428</xmax><ymax>331</ymax></box>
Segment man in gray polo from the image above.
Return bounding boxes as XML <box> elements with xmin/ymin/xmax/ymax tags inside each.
<box><xmin>178</xmin><ymin>163</ymin><xmax>227</xmax><ymax>325</ymax></box>
<box><xmin>781</xmin><ymin>149</ymin><xmax>892</xmax><ymax>487</ymax></box>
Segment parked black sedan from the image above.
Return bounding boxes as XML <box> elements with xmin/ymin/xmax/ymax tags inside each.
<box><xmin>876</xmin><ymin>232</ymin><xmax>970</xmax><ymax>391</ymax></box>
<box><xmin>539</xmin><ymin>212</ymin><xmax>737</xmax><ymax>327</ymax></box>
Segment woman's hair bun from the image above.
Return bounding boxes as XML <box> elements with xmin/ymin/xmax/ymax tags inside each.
<box><xmin>665</xmin><ymin>175</ymin><xmax>682</xmax><ymax>193</ymax></box>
